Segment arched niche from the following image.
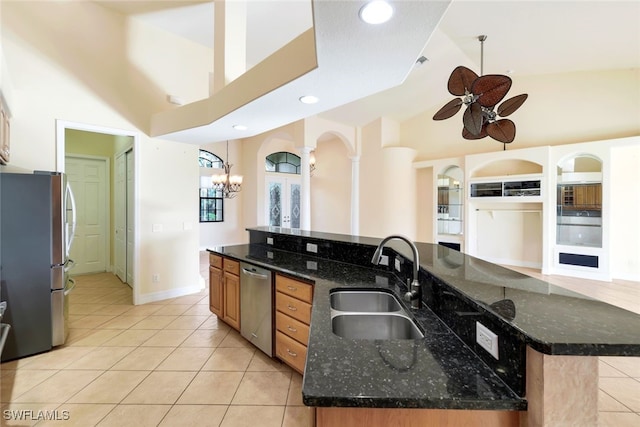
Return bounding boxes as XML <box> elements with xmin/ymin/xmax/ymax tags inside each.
<box><xmin>437</xmin><ymin>165</ymin><xmax>464</xmax><ymax>238</ymax></box>
<box><xmin>556</xmin><ymin>154</ymin><xmax>603</xmax><ymax>248</ymax></box>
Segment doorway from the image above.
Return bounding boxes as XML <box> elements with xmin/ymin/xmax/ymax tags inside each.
<box><xmin>56</xmin><ymin>120</ymin><xmax>139</xmax><ymax>303</ymax></box>
<box><xmin>265</xmin><ymin>174</ymin><xmax>301</xmax><ymax>229</ymax></box>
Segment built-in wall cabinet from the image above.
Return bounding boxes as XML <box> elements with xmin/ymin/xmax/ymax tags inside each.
<box><xmin>415</xmin><ymin>136</ymin><xmax>640</xmax><ymax>282</ymax></box>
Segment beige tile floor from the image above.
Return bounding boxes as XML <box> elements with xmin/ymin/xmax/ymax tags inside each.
<box><xmin>0</xmin><ymin>253</ymin><xmax>638</xmax><ymax>426</ymax></box>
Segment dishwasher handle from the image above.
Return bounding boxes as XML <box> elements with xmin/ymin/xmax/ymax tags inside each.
<box><xmin>241</xmin><ymin>268</ymin><xmax>270</xmax><ymax>280</ymax></box>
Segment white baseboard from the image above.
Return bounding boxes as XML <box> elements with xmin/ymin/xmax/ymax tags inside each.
<box><xmin>136</xmin><ymin>283</ymin><xmax>203</xmax><ymax>305</ymax></box>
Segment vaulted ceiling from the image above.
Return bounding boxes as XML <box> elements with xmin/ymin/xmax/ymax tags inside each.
<box><xmin>97</xmin><ymin>0</ymin><xmax>640</xmax><ymax>143</ymax></box>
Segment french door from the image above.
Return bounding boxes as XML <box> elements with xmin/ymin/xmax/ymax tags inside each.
<box><xmin>265</xmin><ymin>175</ymin><xmax>301</xmax><ymax>229</ymax></box>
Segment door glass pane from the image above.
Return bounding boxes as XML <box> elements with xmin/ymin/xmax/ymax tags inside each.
<box><xmin>290</xmin><ymin>184</ymin><xmax>301</xmax><ymax>229</ymax></box>
<box><xmin>269</xmin><ymin>182</ymin><xmax>282</xmax><ymax>226</ymax></box>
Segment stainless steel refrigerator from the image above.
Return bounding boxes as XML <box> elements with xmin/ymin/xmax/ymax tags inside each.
<box><xmin>0</xmin><ymin>171</ymin><xmax>76</xmax><ymax>361</ymax></box>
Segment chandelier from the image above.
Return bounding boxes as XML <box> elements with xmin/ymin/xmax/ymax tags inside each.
<box><xmin>212</xmin><ymin>140</ymin><xmax>242</xmax><ymax>198</ymax></box>
<box><xmin>433</xmin><ymin>35</ymin><xmax>528</xmax><ymax>149</ymax></box>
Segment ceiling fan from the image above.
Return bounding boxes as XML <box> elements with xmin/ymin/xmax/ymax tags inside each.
<box><xmin>433</xmin><ymin>35</ymin><xmax>528</xmax><ymax>149</ymax></box>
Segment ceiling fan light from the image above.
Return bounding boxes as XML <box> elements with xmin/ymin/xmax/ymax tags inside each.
<box><xmin>359</xmin><ymin>0</ymin><xmax>394</xmax><ymax>25</ymax></box>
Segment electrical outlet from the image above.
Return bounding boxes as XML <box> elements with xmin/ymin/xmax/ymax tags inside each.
<box><xmin>476</xmin><ymin>322</ymin><xmax>499</xmax><ymax>360</ymax></box>
<box><xmin>306</xmin><ymin>243</ymin><xmax>318</xmax><ymax>253</ymax></box>
<box><xmin>306</xmin><ymin>260</ymin><xmax>318</xmax><ymax>270</ymax></box>
<box><xmin>152</xmin><ymin>274</ymin><xmax>160</xmax><ymax>283</ymax></box>
<box><xmin>394</xmin><ymin>257</ymin><xmax>401</xmax><ymax>272</ymax></box>
<box><xmin>267</xmin><ymin>237</ymin><xmax>274</xmax><ymax>245</ymax></box>
<box><xmin>152</xmin><ymin>223</ymin><xmax>163</xmax><ymax>232</ymax></box>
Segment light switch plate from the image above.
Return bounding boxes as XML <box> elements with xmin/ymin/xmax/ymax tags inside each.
<box><xmin>394</xmin><ymin>257</ymin><xmax>401</xmax><ymax>272</ymax></box>
<box><xmin>379</xmin><ymin>255</ymin><xmax>389</xmax><ymax>266</ymax></box>
<box><xmin>306</xmin><ymin>243</ymin><xmax>318</xmax><ymax>253</ymax></box>
<box><xmin>476</xmin><ymin>322</ymin><xmax>499</xmax><ymax>360</ymax></box>
<box><xmin>267</xmin><ymin>237</ymin><xmax>274</xmax><ymax>245</ymax></box>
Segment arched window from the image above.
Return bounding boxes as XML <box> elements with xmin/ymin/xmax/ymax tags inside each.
<box><xmin>199</xmin><ymin>150</ymin><xmax>224</xmax><ymax>169</ymax></box>
<box><xmin>199</xmin><ymin>150</ymin><xmax>224</xmax><ymax>222</ymax></box>
<box><xmin>265</xmin><ymin>152</ymin><xmax>301</xmax><ymax>174</ymax></box>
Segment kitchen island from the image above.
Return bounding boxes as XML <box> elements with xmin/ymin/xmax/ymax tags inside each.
<box><xmin>209</xmin><ymin>227</ymin><xmax>640</xmax><ymax>427</ymax></box>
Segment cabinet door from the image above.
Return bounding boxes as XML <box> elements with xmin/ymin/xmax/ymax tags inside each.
<box><xmin>223</xmin><ymin>272</ymin><xmax>241</xmax><ymax>330</ymax></box>
<box><xmin>209</xmin><ymin>266</ymin><xmax>223</xmax><ymax>318</ymax></box>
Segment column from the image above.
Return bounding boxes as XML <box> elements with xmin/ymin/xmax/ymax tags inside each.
<box><xmin>213</xmin><ymin>1</ymin><xmax>247</xmax><ymax>94</ymax></box>
<box><xmin>300</xmin><ymin>147</ymin><xmax>312</xmax><ymax>230</ymax></box>
<box><xmin>350</xmin><ymin>156</ymin><xmax>360</xmax><ymax>236</ymax></box>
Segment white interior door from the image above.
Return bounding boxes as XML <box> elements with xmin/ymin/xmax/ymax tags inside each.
<box><xmin>114</xmin><ymin>149</ymin><xmax>134</xmax><ymax>286</ymax></box>
<box><xmin>66</xmin><ymin>156</ymin><xmax>108</xmax><ymax>274</ymax></box>
<box><xmin>126</xmin><ymin>150</ymin><xmax>134</xmax><ymax>286</ymax></box>
<box><xmin>114</xmin><ymin>152</ymin><xmax>126</xmax><ymax>282</ymax></box>
<box><xmin>265</xmin><ymin>175</ymin><xmax>301</xmax><ymax>229</ymax></box>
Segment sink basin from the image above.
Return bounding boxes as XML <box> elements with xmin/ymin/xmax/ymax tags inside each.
<box><xmin>332</xmin><ymin>314</ymin><xmax>424</xmax><ymax>340</ymax></box>
<box><xmin>330</xmin><ymin>290</ymin><xmax>403</xmax><ymax>312</ymax></box>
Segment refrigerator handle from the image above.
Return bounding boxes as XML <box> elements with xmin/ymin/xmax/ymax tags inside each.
<box><xmin>65</xmin><ymin>182</ymin><xmax>77</xmax><ymax>256</ymax></box>
<box><xmin>64</xmin><ymin>259</ymin><xmax>75</xmax><ymax>272</ymax></box>
<box><xmin>64</xmin><ymin>278</ymin><xmax>76</xmax><ymax>296</ymax></box>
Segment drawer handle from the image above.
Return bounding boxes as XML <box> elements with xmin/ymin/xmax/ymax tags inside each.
<box><xmin>287</xmin><ymin>305</ymin><xmax>297</xmax><ymax>312</ymax></box>
<box><xmin>287</xmin><ymin>325</ymin><xmax>297</xmax><ymax>333</ymax></box>
<box><xmin>286</xmin><ymin>349</ymin><xmax>297</xmax><ymax>357</ymax></box>
<box><xmin>287</xmin><ymin>286</ymin><xmax>297</xmax><ymax>291</ymax></box>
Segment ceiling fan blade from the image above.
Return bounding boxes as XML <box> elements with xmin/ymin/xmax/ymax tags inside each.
<box><xmin>486</xmin><ymin>119</ymin><xmax>516</xmax><ymax>143</ymax></box>
<box><xmin>462</xmin><ymin>124</ymin><xmax>488</xmax><ymax>140</ymax></box>
<box><xmin>462</xmin><ymin>102</ymin><xmax>483</xmax><ymax>136</ymax></box>
<box><xmin>433</xmin><ymin>98</ymin><xmax>463</xmax><ymax>121</ymax></box>
<box><xmin>497</xmin><ymin>93</ymin><xmax>528</xmax><ymax>117</ymax></box>
<box><xmin>447</xmin><ymin>66</ymin><xmax>479</xmax><ymax>96</ymax></box>
<box><xmin>472</xmin><ymin>74</ymin><xmax>512</xmax><ymax>107</ymax></box>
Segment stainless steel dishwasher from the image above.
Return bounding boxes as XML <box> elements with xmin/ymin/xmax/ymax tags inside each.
<box><xmin>240</xmin><ymin>263</ymin><xmax>273</xmax><ymax>357</ymax></box>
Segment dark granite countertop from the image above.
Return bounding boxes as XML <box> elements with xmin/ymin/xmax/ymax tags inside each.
<box><xmin>208</xmin><ymin>227</ymin><xmax>640</xmax><ymax>410</ymax></box>
<box><xmin>245</xmin><ymin>227</ymin><xmax>640</xmax><ymax>357</ymax></box>
<box><xmin>208</xmin><ymin>244</ymin><xmax>527</xmax><ymax>410</ymax></box>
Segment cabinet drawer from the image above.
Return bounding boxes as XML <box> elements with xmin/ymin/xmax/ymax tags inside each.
<box><xmin>276</xmin><ymin>331</ymin><xmax>307</xmax><ymax>374</ymax></box>
<box><xmin>276</xmin><ymin>292</ymin><xmax>312</xmax><ymax>324</ymax></box>
<box><xmin>276</xmin><ymin>311</ymin><xmax>310</xmax><ymax>345</ymax></box>
<box><xmin>276</xmin><ymin>275</ymin><xmax>313</xmax><ymax>303</ymax></box>
<box><xmin>209</xmin><ymin>253</ymin><xmax>222</xmax><ymax>269</ymax></box>
<box><xmin>223</xmin><ymin>258</ymin><xmax>240</xmax><ymax>276</ymax></box>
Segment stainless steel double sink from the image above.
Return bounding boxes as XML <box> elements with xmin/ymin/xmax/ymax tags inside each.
<box><xmin>330</xmin><ymin>290</ymin><xmax>424</xmax><ymax>340</ymax></box>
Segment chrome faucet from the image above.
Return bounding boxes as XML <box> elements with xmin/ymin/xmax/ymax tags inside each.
<box><xmin>371</xmin><ymin>235</ymin><xmax>421</xmax><ymax>310</ymax></box>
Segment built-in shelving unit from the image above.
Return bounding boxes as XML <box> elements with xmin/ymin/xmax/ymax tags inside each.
<box><xmin>470</xmin><ymin>178</ymin><xmax>542</xmax><ymax>199</ymax></box>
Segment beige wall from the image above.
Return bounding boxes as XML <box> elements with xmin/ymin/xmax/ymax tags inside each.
<box><xmin>402</xmin><ymin>69</ymin><xmax>640</xmax><ymax>161</ymax></box>
<box><xmin>311</xmin><ymin>136</ymin><xmax>351</xmax><ymax>235</ymax></box>
<box><xmin>2</xmin><ymin>2</ymin><xmax>205</xmax><ymax>302</ymax></box>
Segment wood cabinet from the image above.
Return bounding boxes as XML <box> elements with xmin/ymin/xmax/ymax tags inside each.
<box><xmin>223</xmin><ymin>258</ymin><xmax>241</xmax><ymax>330</ymax></box>
<box><xmin>559</xmin><ymin>183</ymin><xmax>601</xmax><ymax>210</ymax></box>
<box><xmin>275</xmin><ymin>274</ymin><xmax>313</xmax><ymax>374</ymax></box>
<box><xmin>208</xmin><ymin>254</ymin><xmax>241</xmax><ymax>331</ymax></box>
<box><xmin>209</xmin><ymin>254</ymin><xmax>223</xmax><ymax>318</ymax></box>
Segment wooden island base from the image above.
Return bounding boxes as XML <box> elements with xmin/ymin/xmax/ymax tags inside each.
<box><xmin>315</xmin><ymin>407</ymin><xmax>522</xmax><ymax>427</ymax></box>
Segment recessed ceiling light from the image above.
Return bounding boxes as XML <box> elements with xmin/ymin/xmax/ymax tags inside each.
<box><xmin>233</xmin><ymin>124</ymin><xmax>248</xmax><ymax>131</ymax></box>
<box><xmin>299</xmin><ymin>95</ymin><xmax>319</xmax><ymax>105</ymax></box>
<box><xmin>359</xmin><ymin>0</ymin><xmax>394</xmax><ymax>25</ymax></box>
